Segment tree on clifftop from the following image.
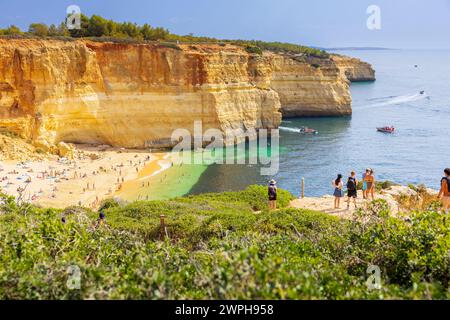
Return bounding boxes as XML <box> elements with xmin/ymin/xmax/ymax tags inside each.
<box><xmin>28</xmin><ymin>23</ymin><xmax>49</xmax><ymax>37</ymax></box>
<box><xmin>0</xmin><ymin>25</ymin><xmax>22</xmax><ymax>36</ymax></box>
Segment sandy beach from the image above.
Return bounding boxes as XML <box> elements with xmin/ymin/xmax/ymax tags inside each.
<box><xmin>0</xmin><ymin>145</ymin><xmax>171</xmax><ymax>209</ymax></box>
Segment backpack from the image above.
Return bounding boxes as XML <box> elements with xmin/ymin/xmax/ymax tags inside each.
<box><xmin>346</xmin><ymin>177</ymin><xmax>356</xmax><ymax>191</ymax></box>
<box><xmin>442</xmin><ymin>177</ymin><xmax>450</xmax><ymax>193</ymax></box>
<box><xmin>268</xmin><ymin>185</ymin><xmax>277</xmax><ymax>197</ymax></box>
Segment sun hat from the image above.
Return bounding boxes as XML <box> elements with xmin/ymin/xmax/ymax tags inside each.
<box><xmin>269</xmin><ymin>179</ymin><xmax>277</xmax><ymax>185</ymax></box>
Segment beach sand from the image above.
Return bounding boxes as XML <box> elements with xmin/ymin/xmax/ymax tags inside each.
<box><xmin>0</xmin><ymin>145</ymin><xmax>171</xmax><ymax>209</ymax></box>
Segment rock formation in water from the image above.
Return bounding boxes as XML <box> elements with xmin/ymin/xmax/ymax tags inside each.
<box><xmin>0</xmin><ymin>39</ymin><xmax>375</xmax><ymax>149</ymax></box>
<box><xmin>331</xmin><ymin>54</ymin><xmax>376</xmax><ymax>82</ymax></box>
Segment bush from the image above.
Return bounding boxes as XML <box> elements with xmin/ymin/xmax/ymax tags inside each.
<box><xmin>98</xmin><ymin>198</ymin><xmax>121</xmax><ymax>211</ymax></box>
<box><xmin>245</xmin><ymin>45</ymin><xmax>263</xmax><ymax>55</ymax></box>
<box><xmin>1</xmin><ymin>185</ymin><xmax>449</xmax><ymax>299</ymax></box>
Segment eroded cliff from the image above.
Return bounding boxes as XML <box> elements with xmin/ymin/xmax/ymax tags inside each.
<box><xmin>331</xmin><ymin>54</ymin><xmax>376</xmax><ymax>82</ymax></box>
<box><xmin>0</xmin><ymin>39</ymin><xmax>374</xmax><ymax>149</ymax></box>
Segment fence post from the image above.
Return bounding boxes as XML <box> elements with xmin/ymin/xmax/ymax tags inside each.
<box><xmin>301</xmin><ymin>178</ymin><xmax>305</xmax><ymax>199</ymax></box>
<box><xmin>160</xmin><ymin>214</ymin><xmax>166</xmax><ymax>239</ymax></box>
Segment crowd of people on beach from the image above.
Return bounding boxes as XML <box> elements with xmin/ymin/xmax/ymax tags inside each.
<box><xmin>0</xmin><ymin>152</ymin><xmax>153</xmax><ymax>209</ymax></box>
<box><xmin>267</xmin><ymin>167</ymin><xmax>450</xmax><ymax>214</ymax></box>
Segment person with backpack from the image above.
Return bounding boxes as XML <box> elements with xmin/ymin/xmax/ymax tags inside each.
<box><xmin>346</xmin><ymin>171</ymin><xmax>358</xmax><ymax>209</ymax></box>
<box><xmin>93</xmin><ymin>211</ymin><xmax>106</xmax><ymax>229</ymax></box>
<box><xmin>268</xmin><ymin>180</ymin><xmax>278</xmax><ymax>210</ymax></box>
<box><xmin>332</xmin><ymin>174</ymin><xmax>344</xmax><ymax>209</ymax></box>
<box><xmin>438</xmin><ymin>168</ymin><xmax>450</xmax><ymax>214</ymax></box>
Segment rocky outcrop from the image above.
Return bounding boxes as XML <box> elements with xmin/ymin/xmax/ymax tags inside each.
<box><xmin>269</xmin><ymin>54</ymin><xmax>352</xmax><ymax>117</ymax></box>
<box><xmin>0</xmin><ymin>40</ymin><xmax>281</xmax><ymax>148</ymax></box>
<box><xmin>0</xmin><ymin>39</ymin><xmax>375</xmax><ymax>149</ymax></box>
<box><xmin>331</xmin><ymin>54</ymin><xmax>376</xmax><ymax>82</ymax></box>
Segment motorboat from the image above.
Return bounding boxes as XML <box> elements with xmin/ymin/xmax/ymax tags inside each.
<box><xmin>299</xmin><ymin>127</ymin><xmax>318</xmax><ymax>134</ymax></box>
<box><xmin>376</xmin><ymin>126</ymin><xmax>395</xmax><ymax>133</ymax></box>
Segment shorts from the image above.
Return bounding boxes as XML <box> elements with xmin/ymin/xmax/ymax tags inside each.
<box><xmin>269</xmin><ymin>195</ymin><xmax>277</xmax><ymax>201</ymax></box>
<box><xmin>347</xmin><ymin>189</ymin><xmax>357</xmax><ymax>198</ymax></box>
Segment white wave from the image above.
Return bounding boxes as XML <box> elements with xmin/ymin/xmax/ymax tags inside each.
<box><xmin>367</xmin><ymin>95</ymin><xmax>397</xmax><ymax>101</ymax></box>
<box><xmin>136</xmin><ymin>160</ymin><xmax>172</xmax><ymax>181</ymax></box>
<box><xmin>279</xmin><ymin>126</ymin><xmax>301</xmax><ymax>133</ymax></box>
<box><xmin>357</xmin><ymin>93</ymin><xmax>429</xmax><ymax>110</ymax></box>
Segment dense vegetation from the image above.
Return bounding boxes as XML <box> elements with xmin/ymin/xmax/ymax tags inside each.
<box><xmin>0</xmin><ymin>14</ymin><xmax>329</xmax><ymax>58</ymax></box>
<box><xmin>0</xmin><ymin>184</ymin><xmax>449</xmax><ymax>299</ymax></box>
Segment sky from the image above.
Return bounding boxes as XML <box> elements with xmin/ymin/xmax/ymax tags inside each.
<box><xmin>1</xmin><ymin>0</ymin><xmax>450</xmax><ymax>49</ymax></box>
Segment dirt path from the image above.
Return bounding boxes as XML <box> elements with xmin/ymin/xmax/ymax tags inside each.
<box><xmin>289</xmin><ymin>186</ymin><xmax>438</xmax><ymax>219</ymax></box>
<box><xmin>288</xmin><ymin>186</ymin><xmax>430</xmax><ymax>219</ymax></box>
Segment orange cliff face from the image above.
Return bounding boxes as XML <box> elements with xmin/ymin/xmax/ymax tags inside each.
<box><xmin>0</xmin><ymin>39</ymin><xmax>375</xmax><ymax>150</ymax></box>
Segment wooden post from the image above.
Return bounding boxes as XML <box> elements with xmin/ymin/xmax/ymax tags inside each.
<box><xmin>159</xmin><ymin>214</ymin><xmax>166</xmax><ymax>239</ymax></box>
<box><xmin>301</xmin><ymin>178</ymin><xmax>305</xmax><ymax>199</ymax></box>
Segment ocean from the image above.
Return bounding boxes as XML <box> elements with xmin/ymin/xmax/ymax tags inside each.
<box><xmin>133</xmin><ymin>49</ymin><xmax>450</xmax><ymax>200</ymax></box>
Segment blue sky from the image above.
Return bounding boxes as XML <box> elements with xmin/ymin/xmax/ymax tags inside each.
<box><xmin>1</xmin><ymin>0</ymin><xmax>450</xmax><ymax>49</ymax></box>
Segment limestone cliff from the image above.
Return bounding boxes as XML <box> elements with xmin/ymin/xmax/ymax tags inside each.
<box><xmin>0</xmin><ymin>39</ymin><xmax>374</xmax><ymax>149</ymax></box>
<box><xmin>269</xmin><ymin>53</ymin><xmax>352</xmax><ymax>117</ymax></box>
<box><xmin>331</xmin><ymin>54</ymin><xmax>376</xmax><ymax>82</ymax></box>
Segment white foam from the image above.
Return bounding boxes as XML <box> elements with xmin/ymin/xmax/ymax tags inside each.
<box><xmin>279</xmin><ymin>126</ymin><xmax>301</xmax><ymax>133</ymax></box>
<box><xmin>136</xmin><ymin>160</ymin><xmax>172</xmax><ymax>181</ymax></box>
<box><xmin>357</xmin><ymin>93</ymin><xmax>429</xmax><ymax>110</ymax></box>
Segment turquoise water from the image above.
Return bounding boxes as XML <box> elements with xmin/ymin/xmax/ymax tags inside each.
<box><xmin>189</xmin><ymin>50</ymin><xmax>450</xmax><ymax>197</ymax></box>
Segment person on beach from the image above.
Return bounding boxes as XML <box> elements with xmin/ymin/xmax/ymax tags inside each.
<box><xmin>268</xmin><ymin>179</ymin><xmax>277</xmax><ymax>210</ymax></box>
<box><xmin>346</xmin><ymin>171</ymin><xmax>358</xmax><ymax>209</ymax></box>
<box><xmin>438</xmin><ymin>168</ymin><xmax>450</xmax><ymax>214</ymax></box>
<box><xmin>332</xmin><ymin>174</ymin><xmax>344</xmax><ymax>209</ymax></box>
<box><xmin>364</xmin><ymin>169</ymin><xmax>375</xmax><ymax>200</ymax></box>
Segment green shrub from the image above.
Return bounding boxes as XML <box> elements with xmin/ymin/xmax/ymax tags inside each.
<box><xmin>1</xmin><ymin>186</ymin><xmax>449</xmax><ymax>299</ymax></box>
<box><xmin>98</xmin><ymin>198</ymin><xmax>121</xmax><ymax>212</ymax></box>
<box><xmin>245</xmin><ymin>45</ymin><xmax>263</xmax><ymax>55</ymax></box>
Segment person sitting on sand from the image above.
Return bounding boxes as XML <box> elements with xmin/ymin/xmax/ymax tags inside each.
<box><xmin>346</xmin><ymin>171</ymin><xmax>358</xmax><ymax>209</ymax></box>
<box><xmin>364</xmin><ymin>169</ymin><xmax>375</xmax><ymax>201</ymax></box>
<box><xmin>332</xmin><ymin>174</ymin><xmax>344</xmax><ymax>209</ymax></box>
<box><xmin>438</xmin><ymin>168</ymin><xmax>450</xmax><ymax>214</ymax></box>
<box><xmin>268</xmin><ymin>179</ymin><xmax>277</xmax><ymax>210</ymax></box>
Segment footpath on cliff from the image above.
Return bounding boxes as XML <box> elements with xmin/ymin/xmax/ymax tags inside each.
<box><xmin>289</xmin><ymin>186</ymin><xmax>438</xmax><ymax>219</ymax></box>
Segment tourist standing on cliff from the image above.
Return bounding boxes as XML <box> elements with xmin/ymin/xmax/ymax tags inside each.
<box><xmin>332</xmin><ymin>174</ymin><xmax>344</xmax><ymax>209</ymax></box>
<box><xmin>438</xmin><ymin>168</ymin><xmax>450</xmax><ymax>214</ymax></box>
<box><xmin>364</xmin><ymin>169</ymin><xmax>375</xmax><ymax>201</ymax></box>
<box><xmin>346</xmin><ymin>171</ymin><xmax>358</xmax><ymax>209</ymax></box>
<box><xmin>362</xmin><ymin>168</ymin><xmax>370</xmax><ymax>199</ymax></box>
<box><xmin>268</xmin><ymin>180</ymin><xmax>277</xmax><ymax>210</ymax></box>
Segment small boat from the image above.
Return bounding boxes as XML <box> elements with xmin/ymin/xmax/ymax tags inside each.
<box><xmin>420</xmin><ymin>90</ymin><xmax>425</xmax><ymax>95</ymax></box>
<box><xmin>377</xmin><ymin>126</ymin><xmax>395</xmax><ymax>133</ymax></box>
<box><xmin>299</xmin><ymin>127</ymin><xmax>319</xmax><ymax>134</ymax></box>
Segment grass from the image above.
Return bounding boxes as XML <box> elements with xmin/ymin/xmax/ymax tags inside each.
<box><xmin>0</xmin><ymin>185</ymin><xmax>449</xmax><ymax>299</ymax></box>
